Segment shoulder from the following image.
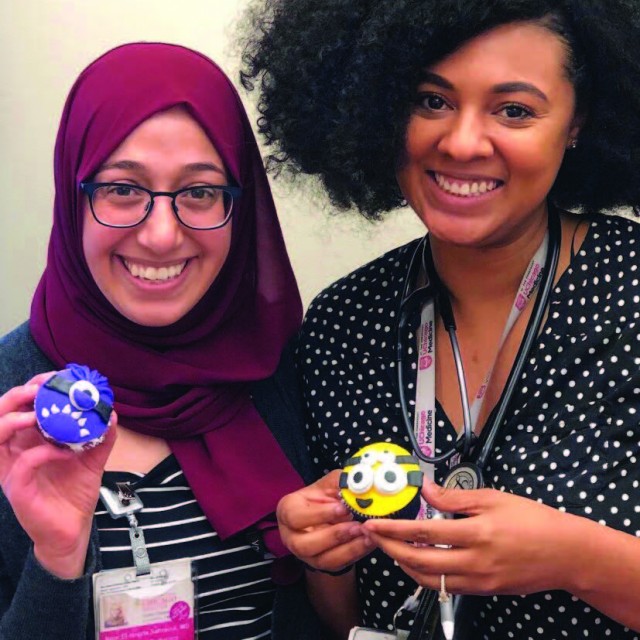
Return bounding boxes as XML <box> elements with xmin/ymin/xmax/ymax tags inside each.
<box><xmin>574</xmin><ymin>213</ymin><xmax>640</xmax><ymax>282</ymax></box>
<box><xmin>251</xmin><ymin>338</ymin><xmax>316</xmax><ymax>484</ymax></box>
<box><xmin>303</xmin><ymin>239</ymin><xmax>421</xmax><ymax>329</ymax></box>
<box><xmin>586</xmin><ymin>212</ymin><xmax>640</xmax><ymax>245</ymax></box>
<box><xmin>0</xmin><ymin>322</ymin><xmax>55</xmax><ymax>395</ymax></box>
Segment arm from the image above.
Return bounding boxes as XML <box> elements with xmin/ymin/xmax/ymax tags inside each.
<box><xmin>276</xmin><ymin>471</ymin><xmax>371</xmax><ymax>635</ymax></box>
<box><xmin>364</xmin><ymin>481</ymin><xmax>640</xmax><ymax>632</ymax></box>
<box><xmin>306</xmin><ymin>569</ymin><xmax>359</xmax><ymax>639</ymax></box>
<box><xmin>0</xmin><ymin>376</ymin><xmax>116</xmax><ymax>638</ymax></box>
<box><xmin>0</xmin><ymin>528</ymin><xmax>99</xmax><ymax>640</ymax></box>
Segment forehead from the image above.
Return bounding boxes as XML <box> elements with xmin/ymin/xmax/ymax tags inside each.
<box><xmin>427</xmin><ymin>21</ymin><xmax>570</xmax><ymax>88</ymax></box>
<box><xmin>100</xmin><ymin>107</ymin><xmax>224</xmax><ymax>168</ymax></box>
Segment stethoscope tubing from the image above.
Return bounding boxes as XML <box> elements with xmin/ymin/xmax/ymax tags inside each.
<box><xmin>398</xmin><ymin>205</ymin><xmax>561</xmax><ymax>640</ymax></box>
<box><xmin>395</xmin><ymin>204</ymin><xmax>561</xmax><ymax>469</ymax></box>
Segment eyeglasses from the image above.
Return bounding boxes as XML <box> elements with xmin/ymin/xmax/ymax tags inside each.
<box><xmin>80</xmin><ymin>182</ymin><xmax>242</xmax><ymax>230</ymax></box>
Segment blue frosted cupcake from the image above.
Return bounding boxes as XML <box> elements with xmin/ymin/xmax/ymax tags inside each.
<box><xmin>34</xmin><ymin>364</ymin><xmax>114</xmax><ymax>451</ymax></box>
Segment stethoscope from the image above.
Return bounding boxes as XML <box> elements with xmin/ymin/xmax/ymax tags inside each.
<box><xmin>396</xmin><ymin>204</ymin><xmax>561</xmax><ymax>491</ymax></box>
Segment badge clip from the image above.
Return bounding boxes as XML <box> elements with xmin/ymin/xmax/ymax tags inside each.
<box><xmin>99</xmin><ymin>482</ymin><xmax>150</xmax><ymax>576</ymax></box>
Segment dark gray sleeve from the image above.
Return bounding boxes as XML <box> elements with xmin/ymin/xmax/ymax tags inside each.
<box><xmin>251</xmin><ymin>335</ymin><xmax>317</xmax><ymax>485</ymax></box>
<box><xmin>0</xmin><ymin>493</ymin><xmax>99</xmax><ymax>640</ymax></box>
<box><xmin>0</xmin><ymin>545</ymin><xmax>97</xmax><ymax>640</ymax></box>
<box><xmin>0</xmin><ymin>325</ymin><xmax>95</xmax><ymax>639</ymax></box>
<box><xmin>0</xmin><ymin>322</ymin><xmax>55</xmax><ymax>396</ymax></box>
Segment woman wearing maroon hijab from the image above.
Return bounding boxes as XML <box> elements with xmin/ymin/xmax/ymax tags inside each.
<box><xmin>0</xmin><ymin>43</ymin><xmax>315</xmax><ymax>640</ymax></box>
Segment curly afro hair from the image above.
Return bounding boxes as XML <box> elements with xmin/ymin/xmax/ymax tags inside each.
<box><xmin>241</xmin><ymin>0</ymin><xmax>640</xmax><ymax>219</ymax></box>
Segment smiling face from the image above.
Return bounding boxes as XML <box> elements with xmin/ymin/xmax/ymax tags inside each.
<box><xmin>82</xmin><ymin>107</ymin><xmax>233</xmax><ymax>327</ymax></box>
<box><xmin>397</xmin><ymin>21</ymin><xmax>583</xmax><ymax>249</ymax></box>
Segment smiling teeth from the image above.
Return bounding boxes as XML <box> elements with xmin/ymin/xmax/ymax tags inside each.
<box><xmin>434</xmin><ymin>173</ymin><xmax>500</xmax><ymax>197</ymax></box>
<box><xmin>124</xmin><ymin>260</ymin><xmax>187</xmax><ymax>281</ymax></box>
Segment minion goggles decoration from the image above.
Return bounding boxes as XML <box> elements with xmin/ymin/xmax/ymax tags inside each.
<box><xmin>339</xmin><ymin>442</ymin><xmax>424</xmax><ymax>521</ymax></box>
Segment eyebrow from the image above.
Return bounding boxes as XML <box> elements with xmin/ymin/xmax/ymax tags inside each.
<box><xmin>419</xmin><ymin>72</ymin><xmax>549</xmax><ymax>102</ymax></box>
<box><xmin>97</xmin><ymin>160</ymin><xmax>227</xmax><ymax>176</ymax></box>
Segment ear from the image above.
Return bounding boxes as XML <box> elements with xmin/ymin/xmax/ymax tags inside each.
<box><xmin>568</xmin><ymin>111</ymin><xmax>587</xmax><ymax>146</ymax></box>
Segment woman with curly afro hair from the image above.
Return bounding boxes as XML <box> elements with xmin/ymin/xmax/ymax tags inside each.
<box><xmin>243</xmin><ymin>1</ymin><xmax>640</xmax><ymax>638</ymax></box>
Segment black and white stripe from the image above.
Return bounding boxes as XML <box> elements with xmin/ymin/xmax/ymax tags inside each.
<box><xmin>97</xmin><ymin>456</ymin><xmax>275</xmax><ymax>639</ymax></box>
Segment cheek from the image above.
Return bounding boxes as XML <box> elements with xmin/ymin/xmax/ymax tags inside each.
<box><xmin>198</xmin><ymin>225</ymin><xmax>233</xmax><ymax>285</ymax></box>
<box><xmin>402</xmin><ymin>117</ymin><xmax>435</xmax><ymax>163</ymax></box>
<box><xmin>81</xmin><ymin>210</ymin><xmax>126</xmax><ymax>289</ymax></box>
<box><xmin>499</xmin><ymin>128</ymin><xmax>568</xmax><ymax>183</ymax></box>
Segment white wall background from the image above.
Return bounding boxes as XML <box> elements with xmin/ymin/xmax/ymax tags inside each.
<box><xmin>0</xmin><ymin>0</ymin><xmax>424</xmax><ymax>336</ymax></box>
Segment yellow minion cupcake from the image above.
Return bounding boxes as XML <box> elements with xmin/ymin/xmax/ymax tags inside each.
<box><xmin>339</xmin><ymin>442</ymin><xmax>423</xmax><ymax>521</ymax></box>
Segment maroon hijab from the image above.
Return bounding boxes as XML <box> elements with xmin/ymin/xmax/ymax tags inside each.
<box><xmin>30</xmin><ymin>43</ymin><xmax>304</xmax><ymax>550</ymax></box>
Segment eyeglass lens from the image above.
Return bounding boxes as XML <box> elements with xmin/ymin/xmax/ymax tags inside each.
<box><xmin>91</xmin><ymin>185</ymin><xmax>232</xmax><ymax>229</ymax></box>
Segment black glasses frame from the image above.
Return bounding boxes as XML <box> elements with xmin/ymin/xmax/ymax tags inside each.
<box><xmin>80</xmin><ymin>181</ymin><xmax>242</xmax><ymax>230</ymax></box>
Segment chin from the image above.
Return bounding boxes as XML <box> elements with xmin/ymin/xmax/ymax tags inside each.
<box><xmin>116</xmin><ymin>304</ymin><xmax>191</xmax><ymax>328</ymax></box>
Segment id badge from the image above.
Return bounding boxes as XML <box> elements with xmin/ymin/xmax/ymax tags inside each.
<box><xmin>348</xmin><ymin>628</ymin><xmax>400</xmax><ymax>640</ymax></box>
<box><xmin>93</xmin><ymin>558</ymin><xmax>197</xmax><ymax>640</ymax></box>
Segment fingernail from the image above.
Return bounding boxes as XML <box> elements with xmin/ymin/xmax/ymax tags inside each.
<box><xmin>334</xmin><ymin>503</ymin><xmax>349</xmax><ymax>516</ymax></box>
<box><xmin>348</xmin><ymin>525</ymin><xmax>363</xmax><ymax>538</ymax></box>
<box><xmin>363</xmin><ymin>535</ymin><xmax>375</xmax><ymax>548</ymax></box>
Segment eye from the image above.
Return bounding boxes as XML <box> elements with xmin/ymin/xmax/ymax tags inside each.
<box><xmin>346</xmin><ymin>464</ymin><xmax>374</xmax><ymax>494</ymax></box>
<box><xmin>374</xmin><ymin>463</ymin><xmax>408</xmax><ymax>495</ymax></box>
<box><xmin>498</xmin><ymin>103</ymin><xmax>534</xmax><ymax>120</ymax></box>
<box><xmin>107</xmin><ymin>185</ymin><xmax>140</xmax><ymax>197</ymax></box>
<box><xmin>360</xmin><ymin>450</ymin><xmax>380</xmax><ymax>466</ymax></box>
<box><xmin>69</xmin><ymin>380</ymin><xmax>100</xmax><ymax>411</ymax></box>
<box><xmin>186</xmin><ymin>187</ymin><xmax>215</xmax><ymax>200</ymax></box>
<box><xmin>416</xmin><ymin>92</ymin><xmax>450</xmax><ymax>112</ymax></box>
<box><xmin>377</xmin><ymin>449</ymin><xmax>396</xmax><ymax>464</ymax></box>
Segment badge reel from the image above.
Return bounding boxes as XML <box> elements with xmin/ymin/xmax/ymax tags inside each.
<box><xmin>93</xmin><ymin>482</ymin><xmax>197</xmax><ymax>640</ymax></box>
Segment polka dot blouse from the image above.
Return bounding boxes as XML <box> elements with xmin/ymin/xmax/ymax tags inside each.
<box><xmin>298</xmin><ymin>214</ymin><xmax>640</xmax><ymax>639</ymax></box>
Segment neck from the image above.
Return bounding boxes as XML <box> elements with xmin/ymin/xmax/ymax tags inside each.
<box><xmin>429</xmin><ymin>206</ymin><xmax>549</xmax><ymax>311</ymax></box>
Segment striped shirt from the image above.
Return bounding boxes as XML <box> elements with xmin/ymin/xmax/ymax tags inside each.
<box><xmin>97</xmin><ymin>455</ymin><xmax>275</xmax><ymax>639</ymax></box>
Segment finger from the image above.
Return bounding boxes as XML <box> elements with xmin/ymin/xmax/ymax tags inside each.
<box><xmin>367</xmin><ymin>531</ymin><xmax>469</xmax><ymax>575</ymax></box>
<box><xmin>0</xmin><ymin>411</ymin><xmax>37</xmax><ymax>445</ymax></box>
<box><xmin>313</xmin><ymin>469</ymin><xmax>347</xmax><ymax>498</ymax></box>
<box><xmin>283</xmin><ymin>519</ymin><xmax>368</xmax><ymax>559</ymax></box>
<box><xmin>0</xmin><ymin>384</ymin><xmax>41</xmax><ymax>416</ymax></box>
<box><xmin>421</xmin><ymin>479</ymin><xmax>498</xmax><ymax>516</ymax></box>
<box><xmin>78</xmin><ymin>420</ymin><xmax>117</xmax><ymax>472</ymax></box>
<box><xmin>363</xmin><ymin>516</ymin><xmax>479</xmax><ymax>548</ymax></box>
<box><xmin>304</xmin><ymin>529</ymin><xmax>375</xmax><ymax>572</ymax></box>
<box><xmin>277</xmin><ymin>491</ymin><xmax>353</xmax><ymax>531</ymax></box>
<box><xmin>5</xmin><ymin>443</ymin><xmax>74</xmax><ymax>493</ymax></box>
<box><xmin>25</xmin><ymin>372</ymin><xmax>57</xmax><ymax>387</ymax></box>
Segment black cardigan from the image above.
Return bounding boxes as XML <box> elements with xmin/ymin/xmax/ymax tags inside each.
<box><xmin>0</xmin><ymin>322</ymin><xmax>323</xmax><ymax>640</ymax></box>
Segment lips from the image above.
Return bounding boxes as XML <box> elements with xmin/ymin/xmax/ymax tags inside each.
<box><xmin>431</xmin><ymin>171</ymin><xmax>504</xmax><ymax>198</ymax></box>
<box><xmin>122</xmin><ymin>258</ymin><xmax>187</xmax><ymax>282</ymax></box>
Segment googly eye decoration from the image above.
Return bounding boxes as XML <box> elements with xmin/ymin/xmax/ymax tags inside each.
<box><xmin>346</xmin><ymin>464</ymin><xmax>375</xmax><ymax>494</ymax></box>
<box><xmin>374</xmin><ymin>463</ymin><xmax>408</xmax><ymax>495</ymax></box>
<box><xmin>69</xmin><ymin>380</ymin><xmax>101</xmax><ymax>411</ymax></box>
<box><xmin>377</xmin><ymin>449</ymin><xmax>396</xmax><ymax>464</ymax></box>
<box><xmin>360</xmin><ymin>450</ymin><xmax>380</xmax><ymax>466</ymax></box>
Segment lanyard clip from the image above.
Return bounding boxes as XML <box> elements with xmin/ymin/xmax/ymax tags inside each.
<box><xmin>99</xmin><ymin>483</ymin><xmax>150</xmax><ymax>576</ymax></box>
<box><xmin>99</xmin><ymin>482</ymin><xmax>144</xmax><ymax>518</ymax></box>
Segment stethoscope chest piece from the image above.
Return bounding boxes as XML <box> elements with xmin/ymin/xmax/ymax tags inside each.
<box><xmin>443</xmin><ymin>462</ymin><xmax>484</xmax><ymax>491</ymax></box>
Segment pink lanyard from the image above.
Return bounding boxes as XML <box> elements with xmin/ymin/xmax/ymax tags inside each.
<box><xmin>414</xmin><ymin>233</ymin><xmax>549</xmax><ymax>519</ymax></box>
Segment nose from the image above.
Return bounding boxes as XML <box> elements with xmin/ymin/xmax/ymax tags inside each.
<box><xmin>436</xmin><ymin>111</ymin><xmax>494</xmax><ymax>162</ymax></box>
<box><xmin>136</xmin><ymin>196</ymin><xmax>184</xmax><ymax>254</ymax></box>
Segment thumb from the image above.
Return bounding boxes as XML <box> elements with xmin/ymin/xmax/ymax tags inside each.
<box><xmin>315</xmin><ymin>469</ymin><xmax>343</xmax><ymax>496</ymax></box>
<box><xmin>421</xmin><ymin>477</ymin><xmax>491</xmax><ymax>516</ymax></box>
